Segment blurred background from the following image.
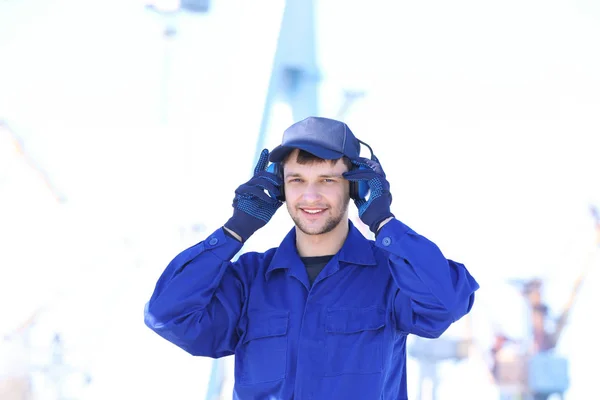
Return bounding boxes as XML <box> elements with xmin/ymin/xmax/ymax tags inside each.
<box><xmin>1</xmin><ymin>0</ymin><xmax>599</xmax><ymax>399</ymax></box>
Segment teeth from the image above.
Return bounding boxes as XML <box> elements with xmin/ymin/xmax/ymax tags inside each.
<box><xmin>304</xmin><ymin>209</ymin><xmax>323</xmax><ymax>214</ymax></box>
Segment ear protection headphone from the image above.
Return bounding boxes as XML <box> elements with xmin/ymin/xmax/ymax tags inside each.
<box><xmin>266</xmin><ymin>139</ymin><xmax>378</xmax><ymax>202</ymax></box>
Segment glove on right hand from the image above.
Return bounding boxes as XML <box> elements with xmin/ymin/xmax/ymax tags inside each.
<box><xmin>342</xmin><ymin>157</ymin><xmax>394</xmax><ymax>234</ymax></box>
<box><xmin>224</xmin><ymin>149</ymin><xmax>283</xmax><ymax>242</ymax></box>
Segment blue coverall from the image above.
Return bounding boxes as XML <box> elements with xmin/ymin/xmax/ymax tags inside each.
<box><xmin>144</xmin><ymin>218</ymin><xmax>479</xmax><ymax>399</ymax></box>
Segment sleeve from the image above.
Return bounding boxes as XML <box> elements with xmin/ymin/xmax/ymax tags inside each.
<box><xmin>143</xmin><ymin>227</ymin><xmax>249</xmax><ymax>357</ymax></box>
<box><xmin>375</xmin><ymin>218</ymin><xmax>479</xmax><ymax>338</ymax></box>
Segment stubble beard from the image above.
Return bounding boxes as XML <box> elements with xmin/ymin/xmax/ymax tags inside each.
<box><xmin>290</xmin><ymin>200</ymin><xmax>349</xmax><ymax>236</ymax></box>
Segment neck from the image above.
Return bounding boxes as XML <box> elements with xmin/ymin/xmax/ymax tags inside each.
<box><xmin>295</xmin><ymin>219</ymin><xmax>350</xmax><ymax>257</ymax></box>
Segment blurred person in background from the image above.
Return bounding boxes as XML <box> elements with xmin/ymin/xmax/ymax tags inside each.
<box><xmin>144</xmin><ymin>116</ymin><xmax>479</xmax><ymax>399</ymax></box>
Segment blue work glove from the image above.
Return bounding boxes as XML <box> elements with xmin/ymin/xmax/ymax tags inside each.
<box><xmin>342</xmin><ymin>157</ymin><xmax>395</xmax><ymax>234</ymax></box>
<box><xmin>224</xmin><ymin>149</ymin><xmax>283</xmax><ymax>242</ymax></box>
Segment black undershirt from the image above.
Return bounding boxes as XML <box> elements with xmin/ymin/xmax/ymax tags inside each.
<box><xmin>301</xmin><ymin>255</ymin><xmax>334</xmax><ymax>285</ymax></box>
<box><xmin>222</xmin><ymin>228</ymin><xmax>333</xmax><ymax>285</ymax></box>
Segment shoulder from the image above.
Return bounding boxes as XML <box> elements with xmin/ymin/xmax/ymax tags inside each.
<box><xmin>232</xmin><ymin>246</ymin><xmax>279</xmax><ymax>280</ymax></box>
<box><xmin>236</xmin><ymin>247</ymin><xmax>277</xmax><ymax>266</ymax></box>
<box><xmin>367</xmin><ymin>239</ymin><xmax>391</xmax><ymax>261</ymax></box>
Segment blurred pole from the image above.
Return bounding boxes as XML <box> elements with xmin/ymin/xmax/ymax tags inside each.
<box><xmin>204</xmin><ymin>358</ymin><xmax>224</xmax><ymax>400</ymax></box>
<box><xmin>180</xmin><ymin>0</ymin><xmax>210</xmax><ymax>13</ymax></box>
<box><xmin>335</xmin><ymin>90</ymin><xmax>365</xmax><ymax>120</ymax></box>
<box><xmin>336</xmin><ymin>90</ymin><xmax>371</xmax><ymax>237</ymax></box>
<box><xmin>145</xmin><ymin>1</ymin><xmax>180</xmax><ymax>124</ymax></box>
<box><xmin>159</xmin><ymin>9</ymin><xmax>178</xmax><ymax>125</ymax></box>
<box><xmin>205</xmin><ymin>1</ymin><xmax>320</xmax><ymax>398</ymax></box>
<box><xmin>417</xmin><ymin>361</ymin><xmax>437</xmax><ymax>400</ymax></box>
<box><xmin>254</xmin><ymin>0</ymin><xmax>319</xmax><ymax>166</ymax></box>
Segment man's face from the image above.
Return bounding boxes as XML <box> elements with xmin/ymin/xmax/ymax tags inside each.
<box><xmin>283</xmin><ymin>150</ymin><xmax>351</xmax><ymax>236</ymax></box>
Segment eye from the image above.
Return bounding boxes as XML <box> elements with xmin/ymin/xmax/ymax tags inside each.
<box><xmin>288</xmin><ymin>178</ymin><xmax>302</xmax><ymax>183</ymax></box>
<box><xmin>323</xmin><ymin>178</ymin><xmax>336</xmax><ymax>183</ymax></box>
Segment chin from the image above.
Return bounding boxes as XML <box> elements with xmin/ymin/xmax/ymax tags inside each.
<box><xmin>294</xmin><ymin>216</ymin><xmax>343</xmax><ymax>236</ymax></box>
<box><xmin>298</xmin><ymin>225</ymin><xmax>329</xmax><ymax>236</ymax></box>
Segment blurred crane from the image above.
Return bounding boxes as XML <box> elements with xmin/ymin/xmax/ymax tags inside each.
<box><xmin>0</xmin><ymin>120</ymin><xmax>66</xmax><ymax>203</ymax></box>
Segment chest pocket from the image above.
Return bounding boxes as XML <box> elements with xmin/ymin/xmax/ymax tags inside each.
<box><xmin>237</xmin><ymin>311</ymin><xmax>289</xmax><ymax>385</ymax></box>
<box><xmin>324</xmin><ymin>307</ymin><xmax>386</xmax><ymax>376</ymax></box>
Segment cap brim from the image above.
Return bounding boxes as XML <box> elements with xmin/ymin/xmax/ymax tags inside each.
<box><xmin>269</xmin><ymin>143</ymin><xmax>343</xmax><ymax>163</ymax></box>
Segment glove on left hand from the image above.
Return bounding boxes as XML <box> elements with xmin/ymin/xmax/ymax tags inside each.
<box><xmin>342</xmin><ymin>157</ymin><xmax>394</xmax><ymax>234</ymax></box>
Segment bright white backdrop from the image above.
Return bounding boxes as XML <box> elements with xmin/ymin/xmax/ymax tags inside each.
<box><xmin>1</xmin><ymin>0</ymin><xmax>599</xmax><ymax>398</ymax></box>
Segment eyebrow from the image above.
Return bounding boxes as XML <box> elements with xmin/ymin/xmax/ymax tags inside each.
<box><xmin>285</xmin><ymin>172</ymin><xmax>344</xmax><ymax>179</ymax></box>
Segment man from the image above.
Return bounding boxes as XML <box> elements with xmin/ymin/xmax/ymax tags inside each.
<box><xmin>144</xmin><ymin>116</ymin><xmax>479</xmax><ymax>399</ymax></box>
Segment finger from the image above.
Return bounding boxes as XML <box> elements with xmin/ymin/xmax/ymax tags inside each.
<box><xmin>255</xmin><ymin>170</ymin><xmax>283</xmax><ymax>186</ymax></box>
<box><xmin>237</xmin><ymin>185</ymin><xmax>279</xmax><ymax>203</ymax></box>
<box><xmin>254</xmin><ymin>149</ymin><xmax>270</xmax><ymax>174</ymax></box>
<box><xmin>351</xmin><ymin>156</ymin><xmax>371</xmax><ymax>163</ymax></box>
<box><xmin>249</xmin><ymin>175</ymin><xmax>282</xmax><ymax>195</ymax></box>
<box><xmin>237</xmin><ymin>184</ymin><xmax>276</xmax><ymax>200</ymax></box>
<box><xmin>255</xmin><ymin>180</ymin><xmax>282</xmax><ymax>198</ymax></box>
<box><xmin>342</xmin><ymin>170</ymin><xmax>376</xmax><ymax>181</ymax></box>
<box><xmin>364</xmin><ymin>159</ymin><xmax>385</xmax><ymax>175</ymax></box>
<box><xmin>352</xmin><ymin>157</ymin><xmax>383</xmax><ymax>171</ymax></box>
<box><xmin>354</xmin><ymin>198</ymin><xmax>367</xmax><ymax>208</ymax></box>
<box><xmin>350</xmin><ymin>157</ymin><xmax>372</xmax><ymax>167</ymax></box>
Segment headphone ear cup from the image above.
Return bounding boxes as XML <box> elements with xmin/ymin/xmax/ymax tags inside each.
<box><xmin>267</xmin><ymin>163</ymin><xmax>285</xmax><ymax>201</ymax></box>
<box><xmin>349</xmin><ymin>181</ymin><xmax>358</xmax><ymax>200</ymax></box>
<box><xmin>356</xmin><ymin>181</ymin><xmax>369</xmax><ymax>199</ymax></box>
<box><xmin>349</xmin><ymin>165</ymin><xmax>371</xmax><ymax>201</ymax></box>
<box><xmin>276</xmin><ymin>163</ymin><xmax>285</xmax><ymax>201</ymax></box>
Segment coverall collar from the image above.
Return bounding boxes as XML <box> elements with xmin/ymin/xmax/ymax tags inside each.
<box><xmin>265</xmin><ymin>220</ymin><xmax>377</xmax><ymax>281</ymax></box>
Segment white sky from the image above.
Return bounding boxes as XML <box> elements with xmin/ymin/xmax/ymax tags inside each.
<box><xmin>1</xmin><ymin>0</ymin><xmax>599</xmax><ymax>399</ymax></box>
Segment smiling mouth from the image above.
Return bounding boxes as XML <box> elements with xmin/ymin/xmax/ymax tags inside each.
<box><xmin>300</xmin><ymin>208</ymin><xmax>327</xmax><ymax>215</ymax></box>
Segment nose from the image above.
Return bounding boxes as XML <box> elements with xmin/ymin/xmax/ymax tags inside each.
<box><xmin>301</xmin><ymin>183</ymin><xmax>322</xmax><ymax>203</ymax></box>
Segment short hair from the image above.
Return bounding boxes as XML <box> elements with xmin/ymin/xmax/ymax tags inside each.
<box><xmin>282</xmin><ymin>149</ymin><xmax>353</xmax><ymax>171</ymax></box>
